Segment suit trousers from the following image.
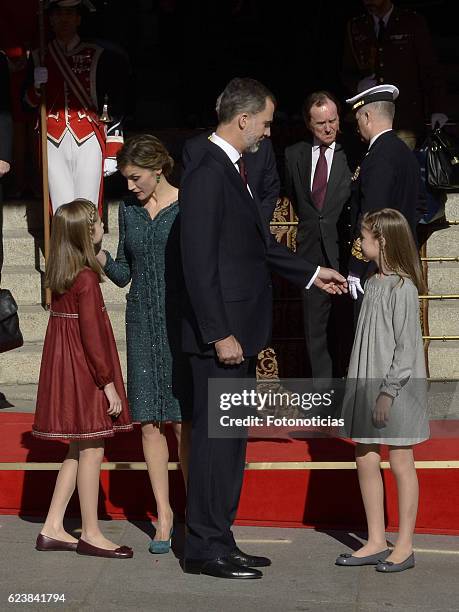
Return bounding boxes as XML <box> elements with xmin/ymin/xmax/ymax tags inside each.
<box><xmin>185</xmin><ymin>353</ymin><xmax>256</xmax><ymax>560</ymax></box>
<box><xmin>303</xmin><ymin>284</ymin><xmax>334</xmax><ymax>379</ymax></box>
<box><xmin>300</xmin><ymin>246</ymin><xmax>336</xmax><ymax>379</ymax></box>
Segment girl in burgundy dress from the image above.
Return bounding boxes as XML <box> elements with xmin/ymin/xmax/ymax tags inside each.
<box><xmin>33</xmin><ymin>199</ymin><xmax>134</xmax><ymax>559</ymax></box>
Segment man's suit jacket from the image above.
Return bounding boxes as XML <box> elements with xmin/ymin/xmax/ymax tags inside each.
<box><xmin>179</xmin><ymin>140</ymin><xmax>317</xmax><ymax>357</ymax></box>
<box><xmin>284</xmin><ymin>140</ymin><xmax>351</xmax><ymax>270</ymax></box>
<box><xmin>182</xmin><ymin>132</ymin><xmax>280</xmax><ymax>224</ymax></box>
<box><xmin>349</xmin><ymin>129</ymin><xmax>425</xmax><ymax>276</ymax></box>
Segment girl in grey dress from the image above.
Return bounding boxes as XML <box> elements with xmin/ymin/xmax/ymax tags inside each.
<box><xmin>97</xmin><ymin>135</ymin><xmax>191</xmax><ymax>554</ymax></box>
<box><xmin>336</xmin><ymin>209</ymin><xmax>429</xmax><ymax>573</ymax></box>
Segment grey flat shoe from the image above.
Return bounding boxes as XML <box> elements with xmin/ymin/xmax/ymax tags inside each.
<box><xmin>335</xmin><ymin>548</ymin><xmax>391</xmax><ymax>566</ymax></box>
<box><xmin>375</xmin><ymin>552</ymin><xmax>415</xmax><ymax>573</ymax></box>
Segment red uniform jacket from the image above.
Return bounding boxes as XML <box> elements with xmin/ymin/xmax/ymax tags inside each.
<box><xmin>25</xmin><ymin>38</ymin><xmax>123</xmax><ymax>159</ymax></box>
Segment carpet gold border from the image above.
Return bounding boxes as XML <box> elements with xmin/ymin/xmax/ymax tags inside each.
<box><xmin>1</xmin><ymin>460</ymin><xmax>459</xmax><ymax>471</ymax></box>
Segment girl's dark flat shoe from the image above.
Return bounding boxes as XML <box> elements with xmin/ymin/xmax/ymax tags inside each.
<box><xmin>76</xmin><ymin>539</ymin><xmax>133</xmax><ymax>559</ymax></box>
<box><xmin>36</xmin><ymin>533</ymin><xmax>78</xmax><ymax>552</ymax></box>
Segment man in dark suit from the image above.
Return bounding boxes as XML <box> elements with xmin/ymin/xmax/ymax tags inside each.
<box><xmin>183</xmin><ymin>134</ymin><xmax>279</xmax><ymax>225</ymax></box>
<box><xmin>285</xmin><ymin>91</ymin><xmax>351</xmax><ymax>378</ymax></box>
<box><xmin>345</xmin><ymin>84</ymin><xmax>425</xmax><ymax>300</ymax></box>
<box><xmin>180</xmin><ymin>77</ymin><xmax>348</xmax><ymax>580</ymax></box>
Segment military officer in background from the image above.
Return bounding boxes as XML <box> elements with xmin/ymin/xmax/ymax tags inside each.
<box><xmin>345</xmin><ymin>84</ymin><xmax>425</xmax><ymax>302</ymax></box>
<box><xmin>24</xmin><ymin>0</ymin><xmax>126</xmax><ymax>214</ymax></box>
<box><xmin>342</xmin><ymin>0</ymin><xmax>448</xmax><ymax>143</ymax></box>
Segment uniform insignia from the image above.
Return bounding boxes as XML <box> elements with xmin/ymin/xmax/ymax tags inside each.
<box><xmin>351</xmin><ymin>237</ymin><xmax>370</xmax><ymax>262</ymax></box>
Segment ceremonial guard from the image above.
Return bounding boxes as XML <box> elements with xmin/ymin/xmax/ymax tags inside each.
<box><xmin>24</xmin><ymin>0</ymin><xmax>126</xmax><ymax>213</ymax></box>
<box><xmin>342</xmin><ymin>1</ymin><xmax>448</xmax><ymax>140</ymax></box>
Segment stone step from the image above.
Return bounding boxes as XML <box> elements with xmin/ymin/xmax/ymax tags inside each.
<box><xmin>1</xmin><ymin>200</ymin><xmax>41</xmax><ymax>232</ymax></box>
<box><xmin>2</xmin><ymin>229</ymin><xmax>121</xmax><ymax>268</ymax></box>
<box><xmin>0</xmin><ymin>384</ymin><xmax>38</xmax><ymax>411</ymax></box>
<box><xmin>0</xmin><ymin>341</ymin><xmax>127</xmax><ymax>386</ymax></box>
<box><xmin>17</xmin><ymin>303</ymin><xmax>126</xmax><ymax>343</ymax></box>
<box><xmin>428</xmin><ymin>341</ymin><xmax>459</xmax><ymax>378</ymax></box>
<box><xmin>427</xmin><ymin>262</ymin><xmax>459</xmax><ymax>293</ymax></box>
<box><xmin>427</xmin><ymin>300</ymin><xmax>459</xmax><ymax>335</ymax></box>
<box><xmin>1</xmin><ymin>265</ymin><xmax>130</xmax><ymax>306</ymax></box>
<box><xmin>425</xmin><ymin>224</ymin><xmax>459</xmax><ymax>257</ymax></box>
<box><xmin>2</xmin><ymin>198</ymin><xmax>121</xmax><ymax>232</ymax></box>
<box><xmin>445</xmin><ymin>192</ymin><xmax>459</xmax><ymax>221</ymax></box>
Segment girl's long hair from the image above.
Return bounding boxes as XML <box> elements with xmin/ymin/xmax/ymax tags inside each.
<box><xmin>362</xmin><ymin>208</ymin><xmax>427</xmax><ymax>294</ymax></box>
<box><xmin>46</xmin><ymin>199</ymin><xmax>103</xmax><ymax>294</ymax></box>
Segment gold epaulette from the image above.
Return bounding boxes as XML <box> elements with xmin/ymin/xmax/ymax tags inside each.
<box><xmin>351</xmin><ymin>237</ymin><xmax>370</xmax><ymax>262</ymax></box>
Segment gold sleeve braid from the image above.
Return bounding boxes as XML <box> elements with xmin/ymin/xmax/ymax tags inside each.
<box><xmin>351</xmin><ymin>237</ymin><xmax>370</xmax><ymax>262</ymax></box>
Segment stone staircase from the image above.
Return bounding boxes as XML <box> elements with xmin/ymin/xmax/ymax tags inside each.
<box><xmin>1</xmin><ymin>195</ymin><xmax>458</xmax><ymax>407</ymax></box>
<box><xmin>425</xmin><ymin>193</ymin><xmax>459</xmax><ymax>378</ymax></box>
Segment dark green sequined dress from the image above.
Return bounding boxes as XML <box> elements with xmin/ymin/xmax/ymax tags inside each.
<box><xmin>104</xmin><ymin>199</ymin><xmax>192</xmax><ymax>423</ymax></box>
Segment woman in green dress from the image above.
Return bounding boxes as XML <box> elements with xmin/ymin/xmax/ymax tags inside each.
<box><xmin>97</xmin><ymin>134</ymin><xmax>191</xmax><ymax>553</ymax></box>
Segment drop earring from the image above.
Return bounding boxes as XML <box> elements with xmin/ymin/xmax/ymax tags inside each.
<box><xmin>156</xmin><ymin>174</ymin><xmax>161</xmax><ymax>184</ymax></box>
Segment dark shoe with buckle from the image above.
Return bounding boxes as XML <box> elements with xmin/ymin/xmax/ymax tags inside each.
<box><xmin>227</xmin><ymin>546</ymin><xmax>271</xmax><ymax>567</ymax></box>
<box><xmin>335</xmin><ymin>549</ymin><xmax>390</xmax><ymax>566</ymax></box>
<box><xmin>76</xmin><ymin>539</ymin><xmax>133</xmax><ymax>559</ymax></box>
<box><xmin>36</xmin><ymin>533</ymin><xmax>78</xmax><ymax>552</ymax></box>
<box><xmin>376</xmin><ymin>552</ymin><xmax>415</xmax><ymax>573</ymax></box>
<box><xmin>183</xmin><ymin>557</ymin><xmax>262</xmax><ymax>579</ymax></box>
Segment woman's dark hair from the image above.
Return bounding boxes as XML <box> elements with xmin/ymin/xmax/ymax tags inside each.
<box><xmin>117</xmin><ymin>134</ymin><xmax>174</xmax><ymax>177</ymax></box>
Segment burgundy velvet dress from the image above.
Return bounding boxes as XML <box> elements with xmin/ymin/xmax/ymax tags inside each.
<box><xmin>33</xmin><ymin>268</ymin><xmax>133</xmax><ymax>440</ymax></box>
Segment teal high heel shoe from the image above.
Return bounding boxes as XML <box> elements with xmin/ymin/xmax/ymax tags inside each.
<box><xmin>148</xmin><ymin>527</ymin><xmax>173</xmax><ymax>555</ymax></box>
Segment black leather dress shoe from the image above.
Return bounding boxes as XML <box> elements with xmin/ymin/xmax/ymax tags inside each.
<box><xmin>227</xmin><ymin>546</ymin><xmax>271</xmax><ymax>567</ymax></box>
<box><xmin>183</xmin><ymin>557</ymin><xmax>262</xmax><ymax>579</ymax></box>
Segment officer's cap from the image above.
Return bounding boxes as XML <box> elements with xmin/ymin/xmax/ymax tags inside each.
<box><xmin>346</xmin><ymin>85</ymin><xmax>399</xmax><ymax>112</ymax></box>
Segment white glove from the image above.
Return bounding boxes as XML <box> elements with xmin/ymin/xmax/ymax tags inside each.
<box><xmin>431</xmin><ymin>113</ymin><xmax>448</xmax><ymax>129</ymax></box>
<box><xmin>347</xmin><ymin>274</ymin><xmax>364</xmax><ymax>300</ymax></box>
<box><xmin>34</xmin><ymin>66</ymin><xmax>48</xmax><ymax>88</ymax></box>
<box><xmin>357</xmin><ymin>74</ymin><xmax>377</xmax><ymax>93</ymax></box>
<box><xmin>103</xmin><ymin>158</ymin><xmax>118</xmax><ymax>177</ymax></box>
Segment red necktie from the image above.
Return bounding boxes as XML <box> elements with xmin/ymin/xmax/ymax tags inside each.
<box><xmin>237</xmin><ymin>156</ymin><xmax>248</xmax><ymax>186</ymax></box>
<box><xmin>311</xmin><ymin>145</ymin><xmax>328</xmax><ymax>210</ymax></box>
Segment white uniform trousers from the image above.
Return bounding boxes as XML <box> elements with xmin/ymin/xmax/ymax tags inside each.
<box><xmin>47</xmin><ymin>129</ymin><xmax>103</xmax><ymax>212</ymax></box>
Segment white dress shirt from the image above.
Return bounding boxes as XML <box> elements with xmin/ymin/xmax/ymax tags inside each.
<box><xmin>369</xmin><ymin>128</ymin><xmax>392</xmax><ymax>149</ymax></box>
<box><xmin>209</xmin><ymin>132</ymin><xmax>253</xmax><ymax>197</ymax></box>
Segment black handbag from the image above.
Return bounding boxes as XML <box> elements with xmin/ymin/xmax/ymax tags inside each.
<box><xmin>0</xmin><ymin>289</ymin><xmax>24</xmax><ymax>353</ymax></box>
<box><xmin>426</xmin><ymin>127</ymin><xmax>459</xmax><ymax>190</ymax></box>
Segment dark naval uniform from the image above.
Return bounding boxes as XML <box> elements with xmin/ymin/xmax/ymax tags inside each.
<box><xmin>349</xmin><ymin>129</ymin><xmax>425</xmax><ymax>277</ymax></box>
<box><xmin>342</xmin><ymin>7</ymin><xmax>446</xmax><ymax>136</ymax></box>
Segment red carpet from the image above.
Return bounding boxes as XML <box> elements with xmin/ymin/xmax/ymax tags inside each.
<box><xmin>1</xmin><ymin>412</ymin><xmax>458</xmax><ymax>534</ymax></box>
